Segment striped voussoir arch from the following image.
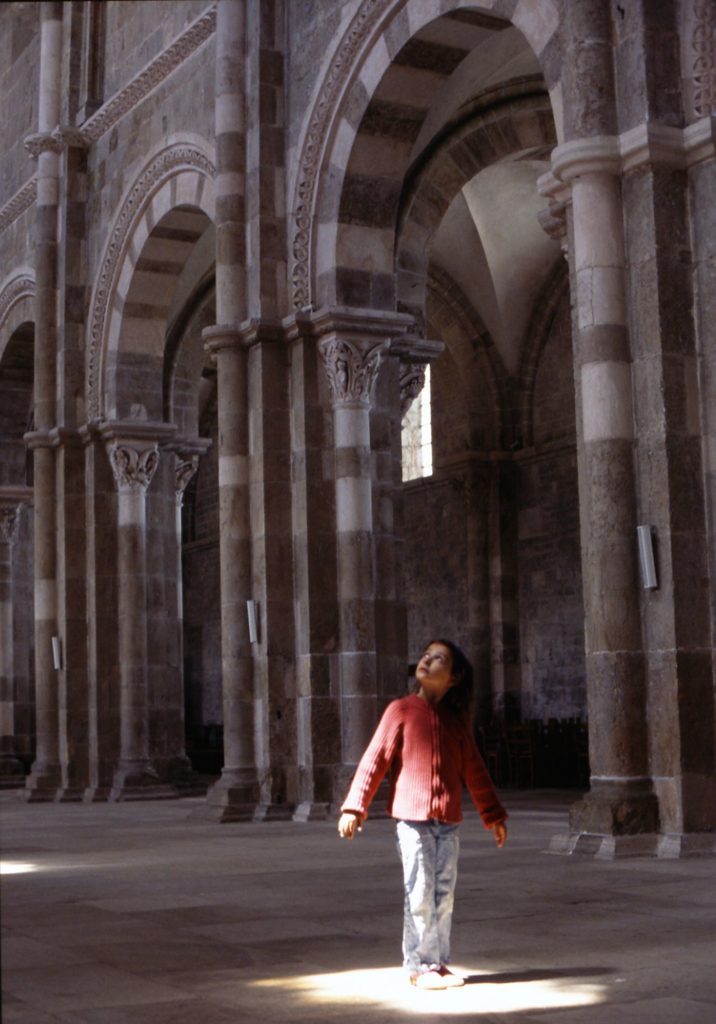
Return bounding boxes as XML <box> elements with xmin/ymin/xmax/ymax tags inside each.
<box><xmin>108</xmin><ymin>206</ymin><xmax>213</xmax><ymax>423</ymax></box>
<box><xmin>0</xmin><ymin>272</ymin><xmax>35</xmax><ymax>364</ymax></box>
<box><xmin>87</xmin><ymin>143</ymin><xmax>215</xmax><ymax>423</ymax></box>
<box><xmin>396</xmin><ymin>90</ymin><xmax>556</xmax><ymax>328</ymax></box>
<box><xmin>312</xmin><ymin>0</ymin><xmax>560</xmax><ymax>310</ymax></box>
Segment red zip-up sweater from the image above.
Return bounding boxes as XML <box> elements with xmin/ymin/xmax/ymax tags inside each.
<box><xmin>341</xmin><ymin>694</ymin><xmax>507</xmax><ymax>827</ymax></box>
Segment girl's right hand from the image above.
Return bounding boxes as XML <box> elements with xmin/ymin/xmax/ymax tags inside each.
<box><xmin>338</xmin><ymin>812</ymin><xmax>362</xmax><ymax>839</ymax></box>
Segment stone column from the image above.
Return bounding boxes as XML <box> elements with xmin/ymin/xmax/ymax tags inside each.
<box><xmin>201</xmin><ymin>328</ymin><xmax>258</xmax><ymax>819</ymax></box>
<box><xmin>282</xmin><ymin>314</ymin><xmax>339</xmax><ymax>820</ymax></box>
<box><xmin>102</xmin><ymin>425</ymin><xmax>176</xmax><ymax>799</ymax></box>
<box><xmin>315</xmin><ymin>308</ymin><xmax>413</xmax><ymax>804</ymax></box>
<box><xmin>171</xmin><ymin>443</ymin><xmax>206</xmax><ymax>779</ymax></box>
<box><xmin>550</xmin><ymin>142</ymin><xmax>658</xmax><ymax>850</ymax></box>
<box><xmin>23</xmin><ymin>1</ymin><xmax>64</xmax><ymax>801</ymax></box>
<box><xmin>200</xmin><ymin>0</ymin><xmax>258</xmax><ymax>821</ymax></box>
<box><xmin>241</xmin><ymin>321</ymin><xmax>295</xmax><ymax>821</ymax></box>
<box><xmin>0</xmin><ymin>495</ymin><xmax>32</xmax><ymax>783</ymax></box>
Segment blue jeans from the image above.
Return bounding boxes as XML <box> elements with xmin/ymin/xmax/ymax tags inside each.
<box><xmin>396</xmin><ymin>819</ymin><xmax>460</xmax><ymax>975</ymax></box>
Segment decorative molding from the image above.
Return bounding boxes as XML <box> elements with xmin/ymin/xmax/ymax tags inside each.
<box><xmin>82</xmin><ymin>5</ymin><xmax>217</xmax><ymax>144</ymax></box>
<box><xmin>0</xmin><ymin>274</ymin><xmax>35</xmax><ymax>335</ymax></box>
<box><xmin>0</xmin><ymin>178</ymin><xmax>37</xmax><ymax>233</ymax></box>
<box><xmin>549</xmin><ymin>117</ymin><xmax>716</xmax><ymax>185</ymax></box>
<box><xmin>51</xmin><ymin>125</ymin><xmax>90</xmax><ymax>150</ymax></box>
<box><xmin>692</xmin><ymin>1</ymin><xmax>716</xmax><ymax>117</ymax></box>
<box><xmin>87</xmin><ymin>144</ymin><xmax>215</xmax><ymax>421</ymax></box>
<box><xmin>551</xmin><ymin>135</ymin><xmax>621</xmax><ymax>181</ymax></box>
<box><xmin>290</xmin><ymin>0</ymin><xmax>393</xmax><ymax>309</ymax></box>
<box><xmin>318</xmin><ymin>335</ymin><xmax>388</xmax><ymax>406</ymax></box>
<box><xmin>1</xmin><ymin>6</ymin><xmax>215</xmax><ymax>236</ymax></box>
<box><xmin>108</xmin><ymin>441</ymin><xmax>160</xmax><ymax>492</ymax></box>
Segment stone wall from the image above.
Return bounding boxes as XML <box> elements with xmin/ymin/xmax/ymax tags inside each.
<box><xmin>0</xmin><ymin>2</ymin><xmax>38</xmax><ymax>207</ymax></box>
<box><xmin>103</xmin><ymin>0</ymin><xmax>210</xmax><ymax>102</ymax></box>
<box><xmin>86</xmin><ymin>20</ymin><xmax>215</xmax><ymax>280</ymax></box>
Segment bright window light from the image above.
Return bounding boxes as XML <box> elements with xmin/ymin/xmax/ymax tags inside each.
<box><xmin>402</xmin><ymin>363</ymin><xmax>433</xmax><ymax>482</ymax></box>
<box><xmin>251</xmin><ymin>966</ymin><xmax>605</xmax><ymax>1016</ymax></box>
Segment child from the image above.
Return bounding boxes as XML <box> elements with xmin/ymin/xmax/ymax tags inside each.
<box><xmin>338</xmin><ymin>639</ymin><xmax>507</xmax><ymax>991</ymax></box>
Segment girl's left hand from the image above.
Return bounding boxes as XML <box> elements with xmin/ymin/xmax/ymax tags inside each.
<box><xmin>491</xmin><ymin>821</ymin><xmax>507</xmax><ymax>848</ymax></box>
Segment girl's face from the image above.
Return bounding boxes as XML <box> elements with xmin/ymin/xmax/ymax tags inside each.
<box><xmin>415</xmin><ymin>643</ymin><xmax>456</xmax><ymax>703</ymax></box>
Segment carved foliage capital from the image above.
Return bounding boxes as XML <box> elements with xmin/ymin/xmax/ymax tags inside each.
<box><xmin>319</xmin><ymin>336</ymin><xmax>387</xmax><ymax>406</ymax></box>
<box><xmin>108</xmin><ymin>442</ymin><xmax>159</xmax><ymax>493</ymax></box>
<box><xmin>399</xmin><ymin>362</ymin><xmax>426</xmax><ymax>417</ymax></box>
<box><xmin>175</xmin><ymin>454</ymin><xmax>199</xmax><ymax>503</ymax></box>
<box><xmin>24</xmin><ymin>132</ymin><xmax>63</xmax><ymax>159</ymax></box>
<box><xmin>537</xmin><ymin>200</ymin><xmax>569</xmax><ymax>259</ymax></box>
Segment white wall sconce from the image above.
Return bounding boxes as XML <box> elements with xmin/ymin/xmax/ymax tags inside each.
<box><xmin>246</xmin><ymin>600</ymin><xmax>260</xmax><ymax>644</ymax></box>
<box><xmin>51</xmin><ymin>636</ymin><xmax>62</xmax><ymax>670</ymax></box>
<box><xmin>637</xmin><ymin>525</ymin><xmax>658</xmax><ymax>590</ymax></box>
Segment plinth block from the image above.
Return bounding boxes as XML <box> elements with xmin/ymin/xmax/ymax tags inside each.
<box><xmin>569</xmin><ymin>779</ymin><xmax>659</xmax><ymax>836</ymax></box>
<box><xmin>293</xmin><ymin>801</ymin><xmax>330</xmax><ymax>822</ymax></box>
<box><xmin>549</xmin><ymin>830</ymin><xmax>716</xmax><ymax>859</ymax></box>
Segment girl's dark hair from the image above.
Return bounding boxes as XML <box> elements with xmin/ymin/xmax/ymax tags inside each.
<box><xmin>422</xmin><ymin>638</ymin><xmax>475</xmax><ymax>724</ymax></box>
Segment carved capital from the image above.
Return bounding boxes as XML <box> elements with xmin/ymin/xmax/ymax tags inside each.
<box><xmin>319</xmin><ymin>336</ymin><xmax>388</xmax><ymax>406</ymax></box>
<box><xmin>0</xmin><ymin>506</ymin><xmax>21</xmax><ymax>545</ymax></box>
<box><xmin>23</xmin><ymin>132</ymin><xmax>63</xmax><ymax>159</ymax></box>
<box><xmin>691</xmin><ymin>1</ymin><xmax>716</xmax><ymax>117</ymax></box>
<box><xmin>399</xmin><ymin>362</ymin><xmax>426</xmax><ymax>417</ymax></box>
<box><xmin>537</xmin><ymin>200</ymin><xmax>569</xmax><ymax>259</ymax></box>
<box><xmin>108</xmin><ymin>442</ymin><xmax>160</xmax><ymax>492</ymax></box>
<box><xmin>175</xmin><ymin>454</ymin><xmax>199</xmax><ymax>504</ymax></box>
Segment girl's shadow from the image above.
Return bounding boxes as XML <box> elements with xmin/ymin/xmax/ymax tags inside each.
<box><xmin>464</xmin><ymin>966</ymin><xmax>615</xmax><ymax>986</ymax></box>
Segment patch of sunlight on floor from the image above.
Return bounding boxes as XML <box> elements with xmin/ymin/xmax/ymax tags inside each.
<box><xmin>0</xmin><ymin>861</ymin><xmax>39</xmax><ymax>875</ymax></box>
<box><xmin>251</xmin><ymin>966</ymin><xmax>606</xmax><ymax>1015</ymax></box>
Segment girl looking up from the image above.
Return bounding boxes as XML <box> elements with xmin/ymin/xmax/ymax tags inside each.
<box><xmin>338</xmin><ymin>639</ymin><xmax>507</xmax><ymax>991</ymax></box>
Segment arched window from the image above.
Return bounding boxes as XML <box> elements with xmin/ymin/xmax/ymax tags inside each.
<box><xmin>401</xmin><ymin>364</ymin><xmax>432</xmax><ymax>482</ymax></box>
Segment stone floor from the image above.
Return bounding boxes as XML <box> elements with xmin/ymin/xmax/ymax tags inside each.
<box><xmin>2</xmin><ymin>788</ymin><xmax>715</xmax><ymax>1023</ymax></box>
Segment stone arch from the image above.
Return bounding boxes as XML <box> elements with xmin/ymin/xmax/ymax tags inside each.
<box><xmin>163</xmin><ymin>274</ymin><xmax>216</xmax><ymax>439</ymax></box>
<box><xmin>395</xmin><ymin>93</ymin><xmax>556</xmax><ymax>327</ymax></box>
<box><xmin>293</xmin><ymin>0</ymin><xmax>561</xmax><ymax>310</ymax></box>
<box><xmin>0</xmin><ymin>271</ymin><xmax>35</xmax><ymax>364</ymax></box>
<box><xmin>0</xmin><ymin>272</ymin><xmax>36</xmax><ymax>480</ymax></box>
<box><xmin>87</xmin><ymin>139</ymin><xmax>215</xmax><ymax>422</ymax></box>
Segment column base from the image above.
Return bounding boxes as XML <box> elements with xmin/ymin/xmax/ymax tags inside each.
<box><xmin>550</xmin><ymin>777</ymin><xmax>665</xmax><ymax>858</ymax></box>
<box><xmin>253</xmin><ymin>802</ymin><xmax>295</xmax><ymax>822</ymax></box>
<box><xmin>198</xmin><ymin>769</ymin><xmax>261</xmax><ymax>822</ymax></box>
<box><xmin>83</xmin><ymin>786</ymin><xmax>112</xmax><ymax>803</ymax></box>
<box><xmin>55</xmin><ymin>787</ymin><xmax>86</xmax><ymax>803</ymax></box>
<box><xmin>0</xmin><ymin>773</ymin><xmax>26</xmax><ymax>789</ymax></box>
<box><xmin>108</xmin><ymin>762</ymin><xmax>178</xmax><ymax>802</ymax></box>
<box><xmin>25</xmin><ymin>763</ymin><xmax>62</xmax><ymax>802</ymax></box>
<box><xmin>549</xmin><ymin>830</ymin><xmax>716</xmax><ymax>859</ymax></box>
<box><xmin>568</xmin><ymin>777</ymin><xmax>660</xmax><ymax>835</ymax></box>
<box><xmin>0</xmin><ymin>756</ymin><xmax>26</xmax><ymax>789</ymax></box>
<box><xmin>293</xmin><ymin>801</ymin><xmax>331</xmax><ymax>822</ymax></box>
